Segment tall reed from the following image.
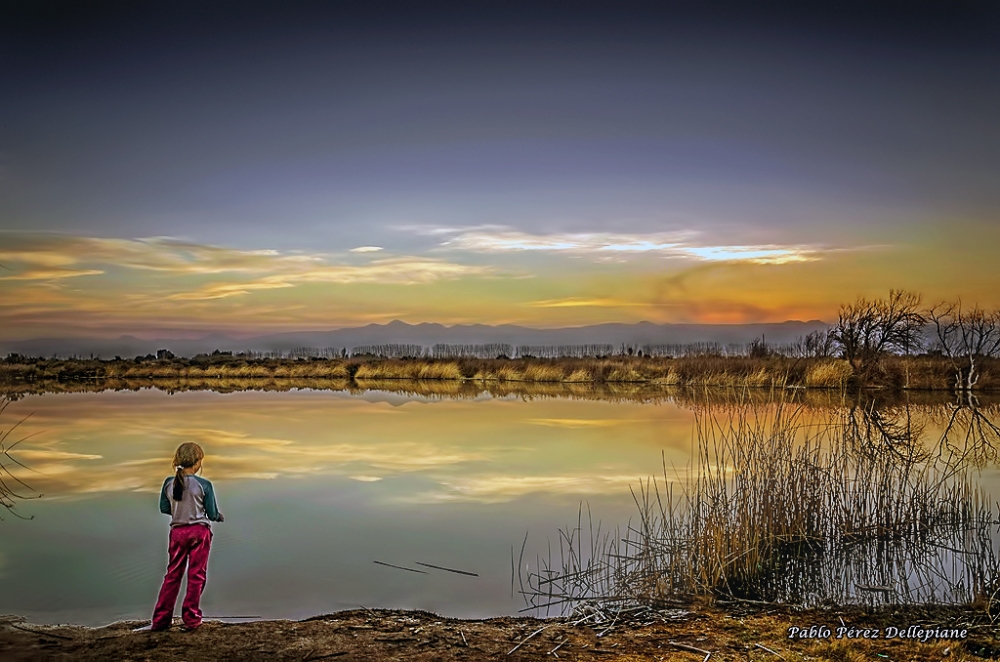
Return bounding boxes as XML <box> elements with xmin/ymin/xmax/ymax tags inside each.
<box><xmin>522</xmin><ymin>401</ymin><xmax>1000</xmax><ymax>612</ymax></box>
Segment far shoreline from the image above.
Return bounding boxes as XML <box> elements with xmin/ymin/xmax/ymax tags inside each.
<box><xmin>2</xmin><ymin>353</ymin><xmax>998</xmax><ymax>393</ymax></box>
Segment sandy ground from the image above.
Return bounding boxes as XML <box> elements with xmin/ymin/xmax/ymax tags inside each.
<box><xmin>1</xmin><ymin>604</ymin><xmax>997</xmax><ymax>661</ymax></box>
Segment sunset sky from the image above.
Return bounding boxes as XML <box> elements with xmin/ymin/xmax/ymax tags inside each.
<box><xmin>2</xmin><ymin>2</ymin><xmax>999</xmax><ymax>340</ymax></box>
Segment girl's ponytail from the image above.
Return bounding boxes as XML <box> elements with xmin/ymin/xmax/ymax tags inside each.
<box><xmin>171</xmin><ymin>442</ymin><xmax>205</xmax><ymax>501</ymax></box>
<box><xmin>172</xmin><ymin>464</ymin><xmax>186</xmax><ymax>501</ymax></box>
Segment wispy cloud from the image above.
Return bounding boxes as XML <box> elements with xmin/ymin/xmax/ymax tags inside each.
<box><xmin>165</xmin><ymin>279</ymin><xmax>295</xmax><ymax>301</ymax></box>
<box><xmin>419</xmin><ymin>227</ymin><xmax>820</xmax><ymax>264</ymax></box>
<box><xmin>0</xmin><ymin>268</ymin><xmax>105</xmax><ymax>281</ymax></box>
<box><xmin>402</xmin><ymin>474</ymin><xmax>645</xmax><ymax>503</ymax></box>
<box><xmin>527</xmin><ymin>297</ymin><xmax>643</xmax><ymax>308</ymax></box>
<box><xmin>527</xmin><ymin>418</ymin><xmax>636</xmax><ymax>428</ymax></box>
<box><xmin>16</xmin><ymin>450</ymin><xmax>103</xmax><ymax>461</ymax></box>
<box><xmin>165</xmin><ymin>257</ymin><xmax>491</xmax><ymax>300</ymax></box>
<box><xmin>680</xmin><ymin>246</ymin><xmax>815</xmax><ymax>263</ymax></box>
<box><xmin>0</xmin><ymin>233</ymin><xmax>491</xmax><ymax>300</ymax></box>
<box><xmin>1</xmin><ymin>235</ymin><xmax>319</xmax><ymax>276</ymax></box>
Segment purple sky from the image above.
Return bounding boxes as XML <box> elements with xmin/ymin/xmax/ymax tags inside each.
<box><xmin>1</xmin><ymin>1</ymin><xmax>999</xmax><ymax>337</ymax></box>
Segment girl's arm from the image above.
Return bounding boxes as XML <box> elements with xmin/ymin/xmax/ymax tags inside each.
<box><xmin>159</xmin><ymin>478</ymin><xmax>173</xmax><ymax>515</ymax></box>
<box><xmin>194</xmin><ymin>476</ymin><xmax>224</xmax><ymax>522</ymax></box>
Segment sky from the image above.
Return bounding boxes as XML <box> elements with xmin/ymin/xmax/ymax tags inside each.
<box><xmin>2</xmin><ymin>1</ymin><xmax>999</xmax><ymax>340</ymax></box>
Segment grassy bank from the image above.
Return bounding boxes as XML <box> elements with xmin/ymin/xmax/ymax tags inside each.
<box><xmin>2</xmin><ymin>354</ymin><xmax>998</xmax><ymax>391</ymax></box>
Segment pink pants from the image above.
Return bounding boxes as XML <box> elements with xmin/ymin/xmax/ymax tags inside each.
<box><xmin>152</xmin><ymin>524</ymin><xmax>213</xmax><ymax>629</ymax></box>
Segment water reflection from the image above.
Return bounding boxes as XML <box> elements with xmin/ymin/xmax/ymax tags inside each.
<box><xmin>0</xmin><ymin>390</ymin><xmax>694</xmax><ymax>503</ymax></box>
<box><xmin>0</xmin><ymin>387</ymin><xmax>698</xmax><ymax>625</ymax></box>
<box><xmin>9</xmin><ymin>376</ymin><xmax>1000</xmax><ymax>408</ymax></box>
<box><xmin>1</xmin><ymin>385</ymin><xmax>998</xmax><ymax>626</ymax></box>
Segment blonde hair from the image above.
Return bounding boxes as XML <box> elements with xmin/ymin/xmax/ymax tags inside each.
<box><xmin>172</xmin><ymin>442</ymin><xmax>205</xmax><ymax>501</ymax></box>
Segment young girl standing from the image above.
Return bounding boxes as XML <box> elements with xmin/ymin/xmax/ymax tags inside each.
<box><xmin>151</xmin><ymin>442</ymin><xmax>225</xmax><ymax>631</ymax></box>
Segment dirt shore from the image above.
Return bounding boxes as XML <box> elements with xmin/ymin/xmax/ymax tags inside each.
<box><xmin>1</xmin><ymin>604</ymin><xmax>996</xmax><ymax>661</ymax></box>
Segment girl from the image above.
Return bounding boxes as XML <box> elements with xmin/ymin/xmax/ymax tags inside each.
<box><xmin>151</xmin><ymin>442</ymin><xmax>224</xmax><ymax>631</ymax></box>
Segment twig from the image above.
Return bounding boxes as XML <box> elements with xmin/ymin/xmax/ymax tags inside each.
<box><xmin>460</xmin><ymin>629</ymin><xmax>468</xmax><ymax>646</ymax></box>
<box><xmin>669</xmin><ymin>640</ymin><xmax>712</xmax><ymax>660</ymax></box>
<box><xmin>507</xmin><ymin>625</ymin><xmax>550</xmax><ymax>656</ymax></box>
<box><xmin>548</xmin><ymin>638</ymin><xmax>568</xmax><ymax>655</ymax></box>
<box><xmin>7</xmin><ymin>623</ymin><xmax>74</xmax><ymax>640</ymax></box>
<box><xmin>715</xmin><ymin>597</ymin><xmax>786</xmax><ymax>606</ymax></box>
<box><xmin>754</xmin><ymin>643</ymin><xmax>786</xmax><ymax>659</ymax></box>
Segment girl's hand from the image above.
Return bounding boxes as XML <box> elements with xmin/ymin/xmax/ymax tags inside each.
<box><xmin>218</xmin><ymin>513</ymin><xmax>225</xmax><ymax>522</ymax></box>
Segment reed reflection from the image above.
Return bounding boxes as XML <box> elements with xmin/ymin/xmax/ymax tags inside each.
<box><xmin>0</xmin><ymin>396</ymin><xmax>42</xmax><ymax>519</ymax></box>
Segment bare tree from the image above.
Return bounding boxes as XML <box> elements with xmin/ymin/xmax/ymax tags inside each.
<box><xmin>928</xmin><ymin>300</ymin><xmax>1000</xmax><ymax>392</ymax></box>
<box><xmin>831</xmin><ymin>290</ymin><xmax>925</xmax><ymax>381</ymax></box>
<box><xmin>804</xmin><ymin>328</ymin><xmax>836</xmax><ymax>358</ymax></box>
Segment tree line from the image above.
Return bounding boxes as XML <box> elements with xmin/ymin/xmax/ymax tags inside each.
<box><xmin>341</xmin><ymin>291</ymin><xmax>999</xmax><ymax>382</ymax></box>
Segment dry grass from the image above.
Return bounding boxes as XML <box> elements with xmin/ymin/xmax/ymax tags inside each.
<box><xmin>806</xmin><ymin>360</ymin><xmax>853</xmax><ymax>388</ymax></box>
<box><xmin>353</xmin><ymin>363</ymin><xmax>395</xmax><ymax>380</ymax></box>
<box><xmin>416</xmin><ymin>362</ymin><xmax>463</xmax><ymax>380</ymax></box>
<box><xmin>606</xmin><ymin>366</ymin><xmax>644</xmax><ymax>382</ymax></box>
<box><xmin>522</xmin><ymin>364</ymin><xmax>565</xmax><ymax>382</ymax></box>
<box><xmin>5</xmin><ymin>355</ymin><xmax>1000</xmax><ymax>390</ymax></box>
<box><xmin>353</xmin><ymin>361</ymin><xmax>464</xmax><ymax>381</ymax></box>
<box><xmin>743</xmin><ymin>368</ymin><xmax>772</xmax><ymax>387</ymax></box>
<box><xmin>649</xmin><ymin>369</ymin><xmax>681</xmax><ymax>386</ymax></box>
<box><xmin>564</xmin><ymin>369</ymin><xmax>592</xmax><ymax>383</ymax></box>
<box><xmin>495</xmin><ymin>365</ymin><xmax>522</xmax><ymax>381</ymax></box>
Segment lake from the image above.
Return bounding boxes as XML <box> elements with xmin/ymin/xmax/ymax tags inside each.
<box><xmin>0</xmin><ymin>386</ymin><xmax>997</xmax><ymax>626</ymax></box>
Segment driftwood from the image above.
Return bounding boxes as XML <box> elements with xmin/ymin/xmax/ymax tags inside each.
<box><xmin>669</xmin><ymin>640</ymin><xmax>712</xmax><ymax>661</ymax></box>
<box><xmin>755</xmin><ymin>643</ymin><xmax>786</xmax><ymax>659</ymax></box>
<box><xmin>507</xmin><ymin>624</ymin><xmax>550</xmax><ymax>656</ymax></box>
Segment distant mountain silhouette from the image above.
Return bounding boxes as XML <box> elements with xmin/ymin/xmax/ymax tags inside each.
<box><xmin>0</xmin><ymin>320</ymin><xmax>831</xmax><ymax>359</ymax></box>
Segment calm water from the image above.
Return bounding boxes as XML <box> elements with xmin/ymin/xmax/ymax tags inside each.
<box><xmin>0</xmin><ymin>387</ymin><xmax>997</xmax><ymax>625</ymax></box>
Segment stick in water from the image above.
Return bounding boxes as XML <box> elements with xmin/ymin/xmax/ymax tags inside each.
<box><xmin>414</xmin><ymin>561</ymin><xmax>479</xmax><ymax>576</ymax></box>
<box><xmin>373</xmin><ymin>560</ymin><xmax>427</xmax><ymax>574</ymax></box>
